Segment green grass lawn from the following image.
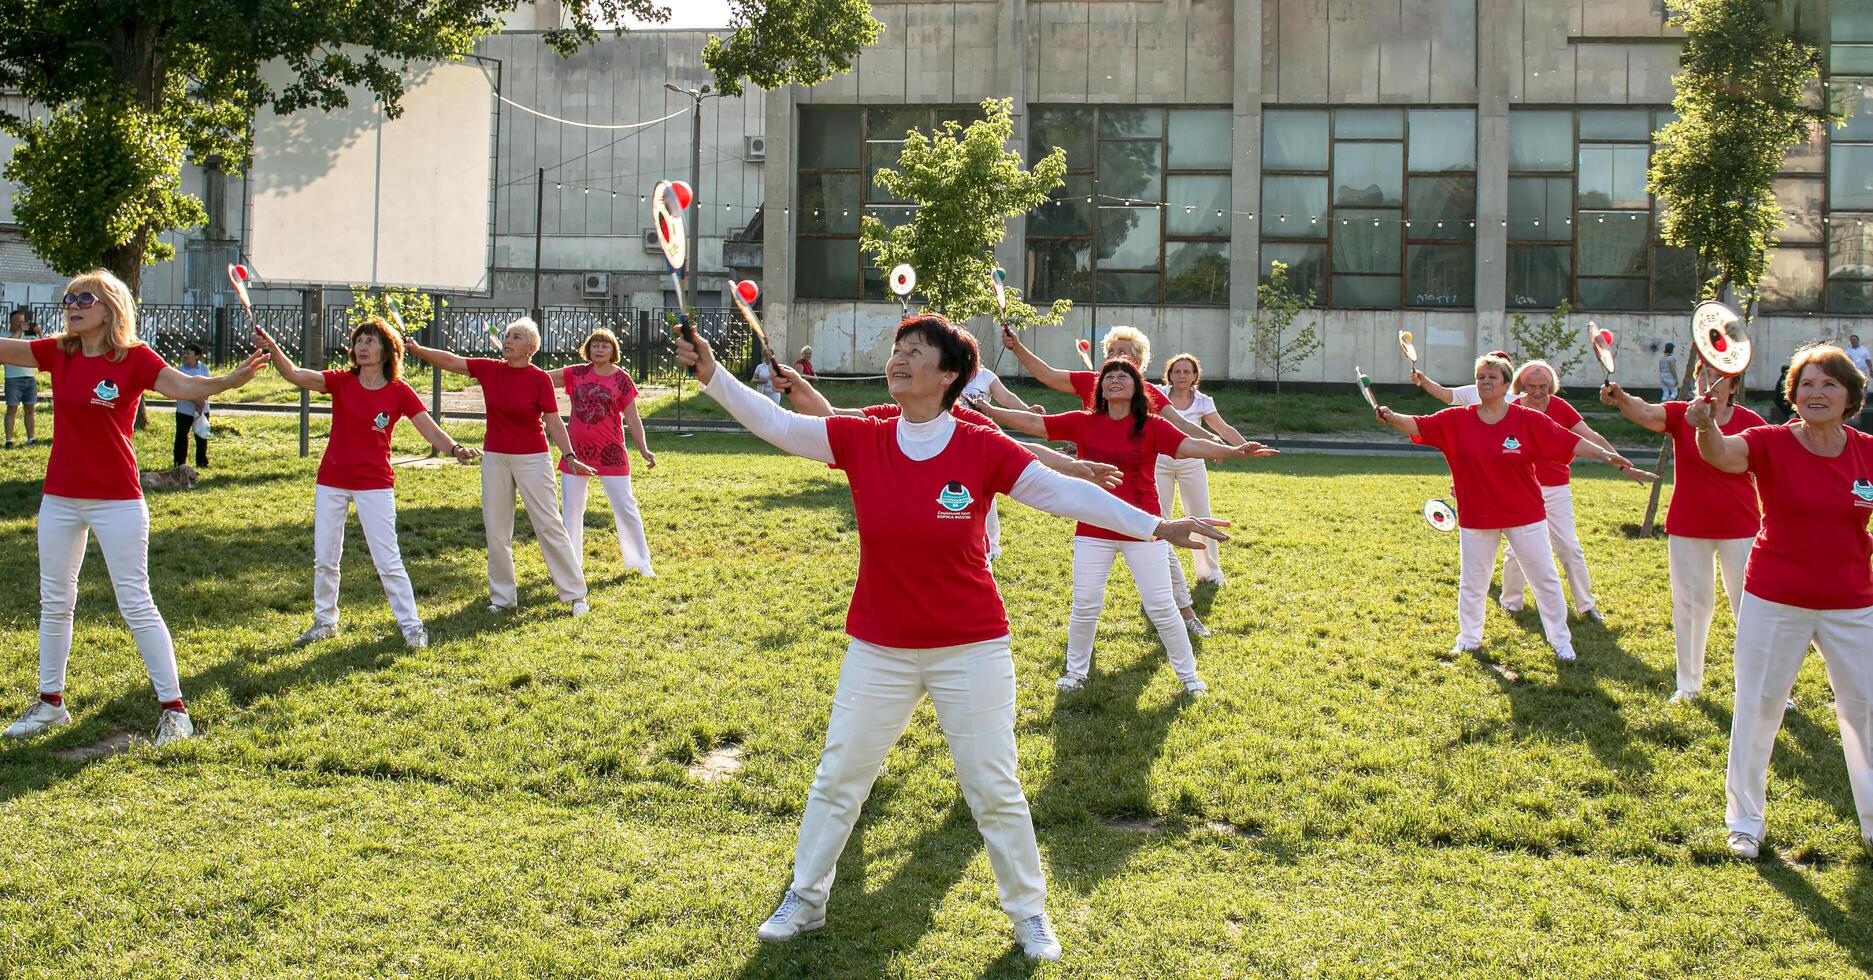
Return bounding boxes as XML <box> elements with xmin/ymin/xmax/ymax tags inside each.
<box><xmin>0</xmin><ymin>412</ymin><xmax>1866</xmax><ymax>976</ymax></box>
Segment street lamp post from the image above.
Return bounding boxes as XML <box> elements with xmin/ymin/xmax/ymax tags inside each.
<box><xmin>664</xmin><ymin>81</ymin><xmax>722</xmax><ymax>291</ymax></box>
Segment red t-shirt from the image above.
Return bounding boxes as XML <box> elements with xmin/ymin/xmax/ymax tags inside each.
<box><xmin>1662</xmin><ymin>401</ymin><xmax>1765</xmax><ymax>539</ymax></box>
<box><xmin>1414</xmin><ymin>405</ymin><xmax>1581</xmax><ymax>530</ymax></box>
<box><xmin>1739</xmin><ymin>425</ymin><xmax>1873</xmax><ymax>610</ymax></box>
<box><xmin>1043</xmin><ymin>410</ymin><xmax>1185</xmax><ymax>540</ymax></box>
<box><xmin>316</xmin><ymin>371</ymin><xmax>426</xmax><ymax>491</ymax></box>
<box><xmin>34</xmin><ymin>339</ymin><xmax>166</xmax><ymax>500</ymax></box>
<box><xmin>467</xmin><ymin>358</ymin><xmax>557</xmax><ymax>455</ymax></box>
<box><xmin>1524</xmin><ymin>396</ymin><xmax>1584</xmax><ymax>487</ymax></box>
<box><xmin>826</xmin><ymin>415</ymin><xmax>1036</xmax><ymax>648</ymax></box>
<box><xmin>1070</xmin><ymin>370</ymin><xmax>1172</xmax><ymax>414</ymax></box>
<box><xmin>860</xmin><ymin>404</ymin><xmax>995</xmax><ymax>428</ymax></box>
<box><xmin>559</xmin><ymin>365</ymin><xmax>638</xmax><ymax>477</ymax></box>
<box><xmin>794</xmin><ymin>358</ymin><xmax>816</xmax><ymax>377</ymax></box>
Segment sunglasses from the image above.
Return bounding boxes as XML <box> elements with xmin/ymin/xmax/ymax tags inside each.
<box><xmin>61</xmin><ymin>292</ymin><xmax>100</xmax><ymax>309</ymax></box>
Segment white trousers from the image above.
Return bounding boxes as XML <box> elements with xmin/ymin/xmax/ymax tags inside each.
<box><xmin>481</xmin><ymin>452</ymin><xmax>586</xmax><ymax>606</ymax></box>
<box><xmin>1667</xmin><ymin>535</ymin><xmax>1753</xmax><ymax>694</ymax></box>
<box><xmin>1458</xmin><ymin>522</ymin><xmax>1574</xmax><ymax>656</ymax></box>
<box><xmin>1726</xmin><ymin>594</ymin><xmax>1873</xmax><ymax>840</ymax></box>
<box><xmin>312</xmin><ymin>485</ymin><xmax>421</xmax><ymax>631</ymax></box>
<box><xmin>1156</xmin><ymin>455</ymin><xmax>1220</xmax><ymax>602</ymax></box>
<box><xmin>36</xmin><ymin>495</ymin><xmax>182</xmax><ymax>702</ymax></box>
<box><xmin>560</xmin><ymin>473</ymin><xmax>654</xmax><ymax>577</ymax></box>
<box><xmin>790</xmin><ymin>636</ymin><xmax>1045</xmax><ymax>923</ymax></box>
<box><xmin>1499</xmin><ymin>484</ymin><xmax>1597</xmax><ymax>614</ymax></box>
<box><xmin>1068</xmin><ymin>537</ymin><xmax>1200</xmax><ymax>684</ymax></box>
<box><xmin>1659</xmin><ymin>376</ymin><xmax>1679</xmax><ymax>401</ymax></box>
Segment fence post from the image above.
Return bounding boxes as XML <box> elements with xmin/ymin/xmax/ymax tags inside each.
<box><xmin>213</xmin><ymin>306</ymin><xmax>228</xmax><ymax>367</ymax></box>
<box><xmin>429</xmin><ymin>294</ymin><xmax>443</xmax><ymax>426</ymax></box>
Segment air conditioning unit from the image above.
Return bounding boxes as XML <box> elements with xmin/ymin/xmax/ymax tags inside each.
<box><xmin>582</xmin><ymin>272</ymin><xmax>610</xmax><ymax>296</ymax></box>
<box><xmin>642</xmin><ymin>228</ymin><xmax>662</xmax><ymax>253</ymax></box>
<box><xmin>745</xmin><ymin>135</ymin><xmax>767</xmax><ymax>161</ymax></box>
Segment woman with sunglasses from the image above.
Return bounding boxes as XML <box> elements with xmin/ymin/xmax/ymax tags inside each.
<box><xmin>974</xmin><ymin>359</ymin><xmax>1278</xmax><ymax>696</ymax></box>
<box><xmin>0</xmin><ymin>271</ymin><xmax>266</xmax><ymax>746</ymax></box>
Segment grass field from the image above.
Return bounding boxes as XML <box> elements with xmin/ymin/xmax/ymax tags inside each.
<box><xmin>0</xmin><ymin>410</ymin><xmax>1865</xmax><ymax>977</ymax></box>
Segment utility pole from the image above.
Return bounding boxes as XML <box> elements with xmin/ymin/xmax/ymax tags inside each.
<box><xmin>532</xmin><ymin>166</ymin><xmax>545</xmax><ymax>324</ymax></box>
<box><xmin>664</xmin><ymin>82</ymin><xmax>722</xmax><ymax>291</ymax></box>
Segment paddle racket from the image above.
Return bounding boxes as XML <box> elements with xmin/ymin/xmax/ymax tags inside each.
<box><xmin>1423</xmin><ymin>499</ymin><xmax>1457</xmax><ymax>533</ymax></box>
<box><xmin>1691</xmin><ymin>301</ymin><xmax>1751</xmax><ymax>401</ymax></box>
<box><xmin>653</xmin><ymin>179</ymin><xmax>694</xmax><ymax>350</ymax></box>
<box><xmin>888</xmin><ymin>263</ymin><xmax>916</xmax><ymax>316</ymax></box>
<box><xmin>1076</xmin><ymin>338</ymin><xmax>1095</xmax><ymax>370</ymax></box>
<box><xmin>382</xmin><ymin>295</ymin><xmax>407</xmax><ymax>335</ymax></box>
<box><xmin>1589</xmin><ymin>323</ymin><xmax>1616</xmax><ymax>385</ymax></box>
<box><xmin>1398</xmin><ymin>329</ymin><xmax>1418</xmax><ymax>367</ymax></box>
<box><xmin>731</xmin><ymin>279</ymin><xmax>780</xmax><ymax>373</ymax></box>
<box><xmin>1356</xmin><ymin>366</ymin><xmax>1378</xmax><ymax>411</ymax></box>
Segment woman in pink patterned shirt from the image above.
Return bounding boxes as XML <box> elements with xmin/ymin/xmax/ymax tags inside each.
<box><xmin>545</xmin><ymin>328</ymin><xmax>656</xmax><ymax>577</ymax></box>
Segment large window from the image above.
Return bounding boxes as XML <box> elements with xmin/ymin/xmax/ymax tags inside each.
<box><xmin>1828</xmin><ymin>78</ymin><xmax>1873</xmax><ymax>312</ymax></box>
<box><xmin>1025</xmin><ymin>107</ymin><xmax>1232</xmax><ymax>306</ymax></box>
<box><xmin>1506</xmin><ymin>108</ymin><xmax>1696</xmax><ymax>311</ymax></box>
<box><xmin>1258</xmin><ymin>108</ymin><xmax>1476</xmax><ymax>309</ymax></box>
<box><xmin>795</xmin><ymin>106</ymin><xmax>983</xmax><ymax>300</ymax></box>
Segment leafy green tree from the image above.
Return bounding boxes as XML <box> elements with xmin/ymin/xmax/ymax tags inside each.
<box><xmin>0</xmin><ymin>1</ymin><xmax>873</xmax><ymax>293</ymax></box>
<box><xmin>1248</xmin><ymin>260</ymin><xmax>1321</xmax><ymax>445</ymax></box>
<box><xmin>859</xmin><ymin>98</ymin><xmax>1072</xmax><ymax>331</ymax></box>
<box><xmin>1506</xmin><ymin>301</ymin><xmax>1585</xmax><ymax>379</ymax></box>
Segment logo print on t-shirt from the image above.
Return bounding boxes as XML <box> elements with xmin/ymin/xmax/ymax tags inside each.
<box><xmin>937</xmin><ymin>481</ymin><xmax>974</xmax><ymax>513</ymax></box>
<box><xmin>1853</xmin><ymin>479</ymin><xmax>1873</xmax><ymax>506</ymax></box>
<box><xmin>92</xmin><ymin>380</ymin><xmax>119</xmax><ymax>404</ymax></box>
<box><xmin>372</xmin><ymin>411</ymin><xmax>391</xmax><ymax>431</ymax></box>
<box><xmin>1502</xmin><ymin>436</ymin><xmax>1522</xmax><ymax>453</ymax></box>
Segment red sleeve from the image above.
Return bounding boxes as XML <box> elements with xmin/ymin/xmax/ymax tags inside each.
<box><xmin>1042</xmin><ymin>411</ymin><xmax>1084</xmax><ymax>442</ymax></box>
<box><xmin>1662</xmin><ymin>400</ymin><xmax>1688</xmax><ymax>438</ymax></box>
<box><xmin>618</xmin><ymin>372</ymin><xmax>638</xmax><ymax>406</ymax></box>
<box><xmin>30</xmin><ymin>337</ymin><xmax>60</xmax><ymax>375</ymax></box>
<box><xmin>560</xmin><ymin>364</ymin><xmax>582</xmax><ymax>393</ymax></box>
<box><xmin>129</xmin><ymin>345</ymin><xmax>167</xmax><ymax>393</ymax></box>
<box><xmin>1525</xmin><ymin>408</ymin><xmax>1581</xmax><ymax>463</ymax></box>
<box><xmin>1144</xmin><ymin>414</ymin><xmax>1185</xmax><ymax>456</ymax></box>
<box><xmin>1144</xmin><ymin>384</ymin><xmax>1171</xmax><ymax>412</ymax></box>
<box><xmin>824</xmin><ymin>414</ymin><xmax>871</xmax><ymax>472</ymax></box>
<box><xmin>465</xmin><ymin>358</ymin><xmax>494</xmax><ymax>385</ymax></box>
<box><xmin>396</xmin><ymin>381</ymin><xmax>426</xmax><ymax>420</ymax></box>
<box><xmin>1731</xmin><ymin>406</ymin><xmax>1766</xmax><ymax>431</ymax></box>
<box><xmin>981</xmin><ymin>428</ymin><xmax>1039</xmax><ymax>496</ymax></box>
<box><xmin>1548</xmin><ymin>396</ymin><xmax>1582</xmax><ymax>429</ymax></box>
<box><xmin>861</xmin><ymin>404</ymin><xmax>900</xmax><ymax>420</ymax></box>
<box><xmin>1739</xmin><ymin>425</ymin><xmax>1777</xmax><ymax>478</ymax></box>
<box><xmin>1069</xmin><ymin>371</ymin><xmax>1096</xmax><ymax>404</ymax></box>
<box><xmin>537</xmin><ymin>370</ymin><xmax>559</xmax><ymax>413</ymax></box>
<box><xmin>321</xmin><ymin>369</ymin><xmax>348</xmax><ymax>394</ymax></box>
<box><xmin>951</xmin><ymin>406</ymin><xmax>994</xmax><ymax>427</ymax></box>
<box><xmin>1415</xmin><ymin>407</ymin><xmax>1459</xmax><ymax>451</ymax></box>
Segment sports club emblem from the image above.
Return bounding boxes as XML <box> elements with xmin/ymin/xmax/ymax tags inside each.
<box><xmin>1501</xmin><ymin>436</ymin><xmax>1521</xmax><ymax>453</ymax></box>
<box><xmin>1852</xmin><ymin>479</ymin><xmax>1873</xmax><ymax>507</ymax></box>
<box><xmin>92</xmin><ymin>380</ymin><xmax>119</xmax><ymax>405</ymax></box>
<box><xmin>372</xmin><ymin>411</ymin><xmax>391</xmax><ymax>431</ymax></box>
<box><xmin>936</xmin><ymin>481</ymin><xmax>975</xmax><ymax>515</ymax></box>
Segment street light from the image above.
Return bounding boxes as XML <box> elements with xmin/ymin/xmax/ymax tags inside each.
<box><xmin>665</xmin><ymin>82</ymin><xmax>722</xmax><ymax>289</ymax></box>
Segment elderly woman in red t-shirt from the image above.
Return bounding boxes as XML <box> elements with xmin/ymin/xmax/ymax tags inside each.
<box><xmin>1375</xmin><ymin>353</ymin><xmax>1638</xmax><ymax>662</ymax></box>
<box><xmin>1602</xmin><ymin>362</ymin><xmax>1766</xmax><ymax>703</ymax></box>
<box><xmin>1691</xmin><ymin>344</ymin><xmax>1873</xmax><ymax>861</ymax></box>
<box><xmin>0</xmin><ymin>269</ymin><xmax>265</xmax><ymax>747</ymax></box>
<box><xmin>543</xmin><ymin>328</ymin><xmax>656</xmax><ymax>579</ymax></box>
<box><xmin>408</xmin><ymin>318</ymin><xmax>594</xmax><ymax>615</ymax></box>
<box><xmin>676</xmin><ymin>314</ymin><xmax>1225</xmax><ymax>962</ymax></box>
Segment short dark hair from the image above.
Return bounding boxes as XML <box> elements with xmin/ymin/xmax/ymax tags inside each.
<box><xmin>1094</xmin><ymin>358</ymin><xmax>1151</xmax><ymax>436</ymax></box>
<box><xmin>9</xmin><ymin>307</ymin><xmax>28</xmax><ymax>321</ymax></box>
<box><xmin>894</xmin><ymin>313</ymin><xmax>978</xmax><ymax>409</ymax></box>
<box><xmin>184</xmin><ymin>343</ymin><xmax>204</xmax><ymax>356</ymax></box>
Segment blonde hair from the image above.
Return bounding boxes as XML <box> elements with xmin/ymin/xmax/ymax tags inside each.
<box><xmin>1785</xmin><ymin>343</ymin><xmax>1866</xmax><ymax>419</ymax></box>
<box><xmin>1510</xmin><ymin>359</ymin><xmax>1558</xmax><ymax>394</ymax></box>
<box><xmin>56</xmin><ymin>269</ymin><xmax>142</xmax><ymax>362</ymax></box>
<box><xmin>1163</xmin><ymin>353</ymin><xmax>1202</xmax><ymax>389</ymax></box>
<box><xmin>504</xmin><ymin>316</ymin><xmax>541</xmax><ymax>352</ymax></box>
<box><xmin>580</xmin><ymin>327</ymin><xmax>622</xmax><ymax>363</ymax></box>
<box><xmin>1474</xmin><ymin>352</ymin><xmax>1514</xmax><ymax>387</ymax></box>
<box><xmin>1101</xmin><ymin>324</ymin><xmax>1151</xmax><ymax>372</ymax></box>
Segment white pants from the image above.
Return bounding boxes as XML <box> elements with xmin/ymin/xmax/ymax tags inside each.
<box><xmin>480</xmin><ymin>452</ymin><xmax>586</xmax><ymax>607</ymax></box>
<box><xmin>1668</xmin><ymin>535</ymin><xmax>1753</xmax><ymax>694</ymax></box>
<box><xmin>1156</xmin><ymin>455</ymin><xmax>1220</xmax><ymax>601</ymax></box>
<box><xmin>1068</xmin><ymin>537</ymin><xmax>1200</xmax><ymax>684</ymax></box>
<box><xmin>1500</xmin><ymin>484</ymin><xmax>1596</xmax><ymax>614</ymax></box>
<box><xmin>1458</xmin><ymin>522</ymin><xmax>1574</xmax><ymax>656</ymax></box>
<box><xmin>1726</xmin><ymin>594</ymin><xmax>1873</xmax><ymax>840</ymax></box>
<box><xmin>312</xmin><ymin>485</ymin><xmax>421</xmax><ymax>631</ymax></box>
<box><xmin>560</xmin><ymin>473</ymin><xmax>654</xmax><ymax>576</ymax></box>
<box><xmin>36</xmin><ymin>496</ymin><xmax>182</xmax><ymax>702</ymax></box>
<box><xmin>790</xmin><ymin>636</ymin><xmax>1045</xmax><ymax>923</ymax></box>
<box><xmin>1660</xmin><ymin>375</ymin><xmax>1679</xmax><ymax>401</ymax></box>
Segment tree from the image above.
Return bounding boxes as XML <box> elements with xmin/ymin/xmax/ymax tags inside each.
<box><xmin>1506</xmin><ymin>301</ymin><xmax>1586</xmax><ymax>379</ymax></box>
<box><xmin>0</xmin><ymin>1</ymin><xmax>876</xmax><ymax>294</ymax></box>
<box><xmin>859</xmin><ymin>98</ymin><xmax>1072</xmax><ymax>331</ymax></box>
<box><xmin>1248</xmin><ymin>260</ymin><xmax>1321</xmax><ymax>446</ymax></box>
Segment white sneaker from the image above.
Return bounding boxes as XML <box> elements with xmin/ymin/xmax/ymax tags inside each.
<box><xmin>294</xmin><ymin>623</ymin><xmax>338</xmax><ymax>646</ymax></box>
<box><xmin>571</xmin><ymin>600</ymin><xmax>591</xmax><ymax>617</ymax></box>
<box><xmin>402</xmin><ymin>625</ymin><xmax>429</xmax><ymax>650</ymax></box>
<box><xmin>1555</xmin><ymin>648</ymin><xmax>1578</xmax><ymax>663</ymax></box>
<box><xmin>1183</xmin><ymin>679</ymin><xmax>1210</xmax><ymax>698</ymax></box>
<box><xmin>3</xmin><ymin>699</ymin><xmax>71</xmax><ymax>738</ymax></box>
<box><xmin>1055</xmin><ymin>674</ymin><xmax>1087</xmax><ymax>693</ymax></box>
<box><xmin>1184</xmin><ymin>615</ymin><xmax>1212</xmax><ymax>638</ymax></box>
<box><xmin>756</xmin><ymin>890</ymin><xmax>825</xmax><ymax>942</ymax></box>
<box><xmin>1199</xmin><ymin>572</ymin><xmax>1226</xmax><ymax>586</ymax></box>
<box><xmin>1013</xmin><ymin>913</ymin><xmax>1063</xmax><ymax>961</ymax></box>
<box><xmin>1583</xmin><ymin>608</ymin><xmax>1606</xmax><ymax>626</ymax></box>
<box><xmin>1447</xmin><ymin>644</ymin><xmax>1479</xmax><ymax>658</ymax></box>
<box><xmin>154</xmin><ymin>710</ymin><xmax>196</xmax><ymax>746</ymax></box>
<box><xmin>1728</xmin><ymin>831</ymin><xmax>1761</xmax><ymax>860</ymax></box>
<box><xmin>1786</xmin><ymin>698</ymin><xmax>1798</xmax><ymax>713</ymax></box>
<box><xmin>1668</xmin><ymin>689</ymin><xmax>1697</xmax><ymax>705</ymax></box>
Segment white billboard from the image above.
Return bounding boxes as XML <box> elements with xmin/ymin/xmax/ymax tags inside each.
<box><xmin>244</xmin><ymin>57</ymin><xmax>497</xmax><ymax>293</ymax></box>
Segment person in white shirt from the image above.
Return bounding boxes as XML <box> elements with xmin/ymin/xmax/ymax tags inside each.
<box><xmin>1658</xmin><ymin>343</ymin><xmax>1679</xmax><ymax>401</ymax></box>
<box><xmin>1154</xmin><ymin>353</ymin><xmax>1254</xmax><ymax>635</ymax></box>
<box><xmin>1846</xmin><ymin>335</ymin><xmax>1871</xmax><ymax>379</ymax></box>
<box><xmin>752</xmin><ymin>360</ymin><xmax>782</xmax><ymax>404</ymax></box>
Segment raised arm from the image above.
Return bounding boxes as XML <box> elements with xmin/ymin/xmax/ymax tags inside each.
<box><xmin>1598</xmin><ymin>382</ymin><xmax>1668</xmax><ymax>433</ymax></box>
<box><xmin>676</xmin><ymin>331</ymin><xmax>834</xmax><ymax>464</ymax></box>
<box><xmin>404</xmin><ymin>338</ymin><xmax>473</xmax><ymax>376</ymax></box>
<box><xmin>1411</xmin><ymin>369</ymin><xmax>1457</xmax><ymax>405</ymax></box>
<box><xmin>253</xmin><ymin>325</ymin><xmax>326</xmax><ymax>392</ymax></box>
<box><xmin>1689</xmin><ymin>399</ymin><xmax>1750</xmax><ymax>474</ymax></box>
<box><xmin>988</xmin><ymin>376</ymin><xmax>1046</xmax><ymax>413</ymax></box>
<box><xmin>1568</xmin><ymin>436</ymin><xmax>1654</xmax><ymax>481</ymax></box>
<box><xmin>1175</xmin><ymin>436</ymin><xmax>1278</xmax><ymax>461</ymax></box>
<box><xmin>621</xmin><ymin>400</ymin><xmax>656</xmax><ymax>468</ymax></box>
<box><xmin>154</xmin><ymin>350</ymin><xmax>267</xmax><ymax>401</ymax></box>
<box><xmin>1374</xmin><ymin>405</ymin><xmax>1422</xmax><ymax>439</ymax></box>
<box><xmin>1007</xmin><ymin>461</ymin><xmax>1229</xmax><ymax>550</ymax></box>
<box><xmin>0</xmin><ymin>337</ymin><xmax>33</xmax><ymax>369</ymax></box>
<box><xmin>969</xmin><ymin>398</ymin><xmax>1049</xmax><ymax>438</ymax></box>
<box><xmin>408</xmin><ymin>411</ymin><xmax>480</xmax><ymax>464</ymax></box>
<box><xmin>1000</xmin><ymin>325</ymin><xmax>1075</xmax><ymax>394</ymax></box>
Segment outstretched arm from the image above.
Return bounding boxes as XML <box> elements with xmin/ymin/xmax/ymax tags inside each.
<box><xmin>1599</xmin><ymin>382</ymin><xmax>1668</xmax><ymax>433</ymax></box>
<box><xmin>1007</xmin><ymin>461</ymin><xmax>1229</xmax><ymax>550</ymax></box>
<box><xmin>1000</xmin><ymin>325</ymin><xmax>1076</xmax><ymax>394</ymax></box>
<box><xmin>409</xmin><ymin>411</ymin><xmax>480</xmax><ymax>464</ymax></box>
<box><xmin>0</xmin><ymin>337</ymin><xmax>33</xmax><ymax>369</ymax></box>
<box><xmin>969</xmin><ymin>398</ymin><xmax>1050</xmax><ymax>439</ymax></box>
<box><xmin>1689</xmin><ymin>399</ymin><xmax>1750</xmax><ymax>474</ymax></box>
<box><xmin>1569</xmin><ymin>436</ymin><xmax>1654</xmax><ymax>481</ymax></box>
<box><xmin>1026</xmin><ymin>442</ymin><xmax>1124</xmax><ymax>490</ymax></box>
<box><xmin>1175</xmin><ymin>436</ymin><xmax>1279</xmax><ymax>461</ymax></box>
<box><xmin>253</xmin><ymin>325</ymin><xmax>327</xmax><ymax>392</ymax></box>
<box><xmin>777</xmin><ymin>363</ymin><xmax>864</xmax><ymax>418</ymax></box>
<box><xmin>154</xmin><ymin>350</ymin><xmax>268</xmax><ymax>401</ymax></box>
<box><xmin>1374</xmin><ymin>405</ymin><xmax>1422</xmax><ymax>439</ymax></box>
<box><xmin>677</xmin><ymin>331</ymin><xmax>835</xmax><ymax>464</ymax></box>
<box><xmin>404</xmin><ymin>338</ymin><xmax>473</xmax><ymax>376</ymax></box>
<box><xmin>1200</xmin><ymin>410</ymin><xmax>1250</xmax><ymax>448</ymax></box>
<box><xmin>988</xmin><ymin>376</ymin><xmax>1046</xmax><ymax>414</ymax></box>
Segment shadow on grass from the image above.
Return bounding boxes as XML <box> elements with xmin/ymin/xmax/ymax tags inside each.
<box><xmin>1756</xmin><ymin>860</ymin><xmax>1873</xmax><ymax>974</ymax></box>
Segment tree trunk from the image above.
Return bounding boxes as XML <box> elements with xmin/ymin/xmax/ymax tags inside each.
<box><xmin>1641</xmin><ymin>255</ymin><xmax>1714</xmax><ymax>535</ymax></box>
<box><xmin>107</xmin><ymin>18</ymin><xmax>166</xmax><ymax>431</ymax></box>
